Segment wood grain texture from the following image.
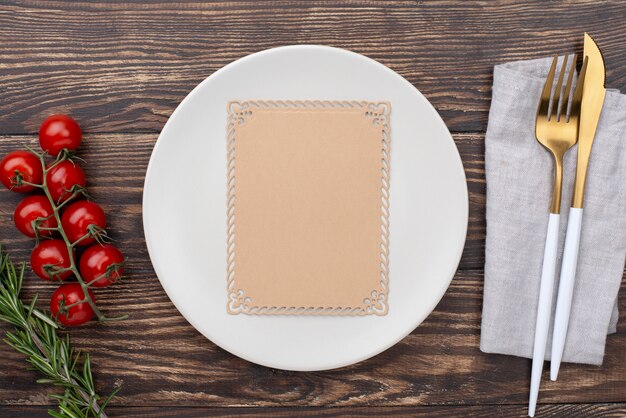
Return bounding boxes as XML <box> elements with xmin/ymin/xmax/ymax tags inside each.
<box><xmin>0</xmin><ymin>133</ymin><xmax>485</xmax><ymax>269</ymax></box>
<box><xmin>0</xmin><ymin>134</ymin><xmax>623</xmax><ymax>413</ymax></box>
<box><xmin>0</xmin><ymin>265</ymin><xmax>624</xmax><ymax>410</ymax></box>
<box><xmin>0</xmin><ymin>1</ymin><xmax>625</xmax><ymax>417</ymax></box>
<box><xmin>3</xmin><ymin>404</ymin><xmax>626</xmax><ymax>418</ymax></box>
<box><xmin>1</xmin><ymin>1</ymin><xmax>626</xmax><ymax>134</ymax></box>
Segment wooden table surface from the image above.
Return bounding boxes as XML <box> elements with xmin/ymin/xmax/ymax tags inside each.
<box><xmin>1</xmin><ymin>1</ymin><xmax>625</xmax><ymax>417</ymax></box>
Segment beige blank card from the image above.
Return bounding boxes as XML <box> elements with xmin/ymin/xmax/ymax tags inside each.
<box><xmin>226</xmin><ymin>100</ymin><xmax>390</xmax><ymax>316</ymax></box>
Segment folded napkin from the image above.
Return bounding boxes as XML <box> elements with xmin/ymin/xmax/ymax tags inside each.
<box><xmin>480</xmin><ymin>56</ymin><xmax>626</xmax><ymax>365</ymax></box>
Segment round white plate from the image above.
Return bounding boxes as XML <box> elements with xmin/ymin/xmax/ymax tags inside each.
<box><xmin>143</xmin><ymin>45</ymin><xmax>468</xmax><ymax>371</ymax></box>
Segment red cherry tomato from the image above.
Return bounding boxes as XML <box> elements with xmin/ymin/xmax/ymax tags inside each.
<box><xmin>0</xmin><ymin>150</ymin><xmax>43</xmax><ymax>192</ymax></box>
<box><xmin>14</xmin><ymin>195</ymin><xmax>57</xmax><ymax>237</ymax></box>
<box><xmin>61</xmin><ymin>201</ymin><xmax>106</xmax><ymax>245</ymax></box>
<box><xmin>46</xmin><ymin>160</ymin><xmax>86</xmax><ymax>203</ymax></box>
<box><xmin>50</xmin><ymin>283</ymin><xmax>95</xmax><ymax>326</ymax></box>
<box><xmin>31</xmin><ymin>240</ymin><xmax>73</xmax><ymax>281</ymax></box>
<box><xmin>39</xmin><ymin>115</ymin><xmax>82</xmax><ymax>157</ymax></box>
<box><xmin>79</xmin><ymin>244</ymin><xmax>124</xmax><ymax>287</ymax></box>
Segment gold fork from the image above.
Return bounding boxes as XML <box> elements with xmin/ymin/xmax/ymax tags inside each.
<box><xmin>528</xmin><ymin>54</ymin><xmax>587</xmax><ymax>418</ymax></box>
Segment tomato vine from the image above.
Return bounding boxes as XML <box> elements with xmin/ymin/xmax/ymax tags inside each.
<box><xmin>20</xmin><ymin>147</ymin><xmax>127</xmax><ymax>323</ymax></box>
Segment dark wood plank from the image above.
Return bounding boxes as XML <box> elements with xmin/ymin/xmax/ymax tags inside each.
<box><xmin>0</xmin><ymin>273</ymin><xmax>623</xmax><ymax>410</ymax></box>
<box><xmin>0</xmin><ymin>133</ymin><xmax>624</xmax><ymax>409</ymax></box>
<box><xmin>3</xmin><ymin>404</ymin><xmax>626</xmax><ymax>418</ymax></box>
<box><xmin>1</xmin><ymin>1</ymin><xmax>625</xmax><ymax>414</ymax></box>
<box><xmin>1</xmin><ymin>1</ymin><xmax>625</xmax><ymax>134</ymax></box>
<box><xmin>0</xmin><ymin>133</ymin><xmax>485</xmax><ymax>269</ymax></box>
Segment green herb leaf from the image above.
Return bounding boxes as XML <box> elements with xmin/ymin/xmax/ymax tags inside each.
<box><xmin>0</xmin><ymin>245</ymin><xmax>118</xmax><ymax>417</ymax></box>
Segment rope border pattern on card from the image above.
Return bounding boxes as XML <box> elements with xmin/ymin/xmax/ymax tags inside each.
<box><xmin>226</xmin><ymin>100</ymin><xmax>390</xmax><ymax>316</ymax></box>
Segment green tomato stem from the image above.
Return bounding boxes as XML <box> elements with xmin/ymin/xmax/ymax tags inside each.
<box><xmin>17</xmin><ymin>180</ymin><xmax>43</xmax><ymax>189</ymax></box>
<box><xmin>33</xmin><ymin>150</ymin><xmax>121</xmax><ymax>323</ymax></box>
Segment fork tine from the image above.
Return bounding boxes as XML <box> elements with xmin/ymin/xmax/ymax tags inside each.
<box><xmin>571</xmin><ymin>56</ymin><xmax>588</xmax><ymax>110</ymax></box>
<box><xmin>538</xmin><ymin>55</ymin><xmax>558</xmax><ymax>118</ymax></box>
<box><xmin>559</xmin><ymin>53</ymin><xmax>577</xmax><ymax>121</ymax></box>
<box><xmin>551</xmin><ymin>54</ymin><xmax>568</xmax><ymax>120</ymax></box>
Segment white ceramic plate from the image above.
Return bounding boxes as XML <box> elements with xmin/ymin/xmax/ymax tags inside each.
<box><xmin>143</xmin><ymin>45</ymin><xmax>468</xmax><ymax>371</ymax></box>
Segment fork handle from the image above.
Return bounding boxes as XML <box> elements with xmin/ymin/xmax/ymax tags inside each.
<box><xmin>529</xmin><ymin>213</ymin><xmax>560</xmax><ymax>417</ymax></box>
<box><xmin>550</xmin><ymin>207</ymin><xmax>583</xmax><ymax>381</ymax></box>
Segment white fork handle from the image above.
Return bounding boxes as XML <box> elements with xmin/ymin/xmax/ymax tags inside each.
<box><xmin>529</xmin><ymin>213</ymin><xmax>560</xmax><ymax>417</ymax></box>
<box><xmin>550</xmin><ymin>207</ymin><xmax>583</xmax><ymax>381</ymax></box>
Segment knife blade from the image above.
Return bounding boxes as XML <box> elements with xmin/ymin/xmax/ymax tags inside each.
<box><xmin>549</xmin><ymin>32</ymin><xmax>607</xmax><ymax>381</ymax></box>
<box><xmin>572</xmin><ymin>32</ymin><xmax>606</xmax><ymax>208</ymax></box>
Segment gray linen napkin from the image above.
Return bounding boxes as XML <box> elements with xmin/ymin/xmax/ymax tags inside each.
<box><xmin>480</xmin><ymin>56</ymin><xmax>626</xmax><ymax>365</ymax></box>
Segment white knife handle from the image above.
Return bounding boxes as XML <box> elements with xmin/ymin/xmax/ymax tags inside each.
<box><xmin>550</xmin><ymin>207</ymin><xmax>583</xmax><ymax>381</ymax></box>
<box><xmin>529</xmin><ymin>213</ymin><xmax>560</xmax><ymax>417</ymax></box>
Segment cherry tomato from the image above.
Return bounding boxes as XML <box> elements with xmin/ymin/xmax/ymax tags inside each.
<box><xmin>79</xmin><ymin>244</ymin><xmax>124</xmax><ymax>287</ymax></box>
<box><xmin>31</xmin><ymin>240</ymin><xmax>73</xmax><ymax>281</ymax></box>
<box><xmin>50</xmin><ymin>283</ymin><xmax>95</xmax><ymax>326</ymax></box>
<box><xmin>61</xmin><ymin>201</ymin><xmax>106</xmax><ymax>245</ymax></box>
<box><xmin>46</xmin><ymin>160</ymin><xmax>86</xmax><ymax>203</ymax></box>
<box><xmin>39</xmin><ymin>115</ymin><xmax>82</xmax><ymax>157</ymax></box>
<box><xmin>0</xmin><ymin>150</ymin><xmax>43</xmax><ymax>192</ymax></box>
<box><xmin>14</xmin><ymin>195</ymin><xmax>57</xmax><ymax>237</ymax></box>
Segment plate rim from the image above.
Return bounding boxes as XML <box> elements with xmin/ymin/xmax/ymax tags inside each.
<box><xmin>142</xmin><ymin>44</ymin><xmax>469</xmax><ymax>371</ymax></box>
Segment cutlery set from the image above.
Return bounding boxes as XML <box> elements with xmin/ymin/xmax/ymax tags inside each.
<box><xmin>529</xmin><ymin>33</ymin><xmax>607</xmax><ymax>417</ymax></box>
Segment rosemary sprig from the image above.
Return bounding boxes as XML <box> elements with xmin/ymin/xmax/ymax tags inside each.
<box><xmin>0</xmin><ymin>245</ymin><xmax>119</xmax><ymax>417</ymax></box>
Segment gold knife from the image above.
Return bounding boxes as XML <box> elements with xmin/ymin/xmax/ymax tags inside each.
<box><xmin>550</xmin><ymin>33</ymin><xmax>607</xmax><ymax>379</ymax></box>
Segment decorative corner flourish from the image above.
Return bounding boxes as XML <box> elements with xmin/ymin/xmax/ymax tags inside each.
<box><xmin>228</xmin><ymin>101</ymin><xmax>254</xmax><ymax>126</ymax></box>
<box><xmin>225</xmin><ymin>100</ymin><xmax>391</xmax><ymax>316</ymax></box>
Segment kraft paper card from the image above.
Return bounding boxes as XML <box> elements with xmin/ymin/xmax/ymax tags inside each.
<box><xmin>226</xmin><ymin>100</ymin><xmax>390</xmax><ymax>316</ymax></box>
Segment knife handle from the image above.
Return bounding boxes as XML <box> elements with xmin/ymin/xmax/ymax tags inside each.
<box><xmin>529</xmin><ymin>213</ymin><xmax>560</xmax><ymax>417</ymax></box>
<box><xmin>550</xmin><ymin>207</ymin><xmax>583</xmax><ymax>381</ymax></box>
